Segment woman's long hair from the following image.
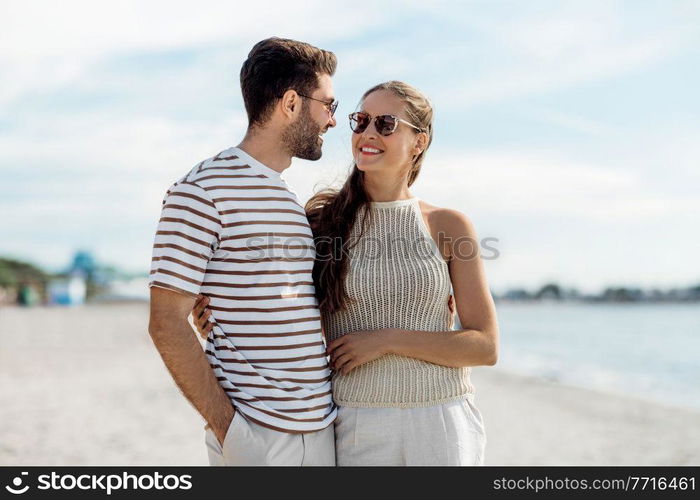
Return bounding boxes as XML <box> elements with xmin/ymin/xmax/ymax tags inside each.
<box><xmin>305</xmin><ymin>81</ymin><xmax>434</xmax><ymax>315</ymax></box>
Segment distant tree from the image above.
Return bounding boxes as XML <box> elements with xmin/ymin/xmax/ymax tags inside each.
<box><xmin>0</xmin><ymin>265</ymin><xmax>16</xmax><ymax>288</ymax></box>
<box><xmin>0</xmin><ymin>257</ymin><xmax>52</xmax><ymax>303</ymax></box>
<box><xmin>503</xmin><ymin>288</ymin><xmax>532</xmax><ymax>300</ymax></box>
<box><xmin>0</xmin><ymin>258</ymin><xmax>50</xmax><ymax>284</ymax></box>
<box><xmin>535</xmin><ymin>283</ymin><xmax>561</xmax><ymax>300</ymax></box>
<box><xmin>602</xmin><ymin>287</ymin><xmax>639</xmax><ymax>302</ymax></box>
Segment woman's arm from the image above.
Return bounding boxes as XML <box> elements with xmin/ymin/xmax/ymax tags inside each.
<box><xmin>328</xmin><ymin>209</ymin><xmax>499</xmax><ymax>374</ymax></box>
<box><xmin>192</xmin><ymin>295</ymin><xmax>214</xmax><ymax>339</ymax></box>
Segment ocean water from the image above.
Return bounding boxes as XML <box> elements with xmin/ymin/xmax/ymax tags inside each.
<box><xmin>489</xmin><ymin>302</ymin><xmax>700</xmax><ymax>411</ymax></box>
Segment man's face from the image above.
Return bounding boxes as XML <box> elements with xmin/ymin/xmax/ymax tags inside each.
<box><xmin>282</xmin><ymin>73</ymin><xmax>337</xmax><ymax>161</ymax></box>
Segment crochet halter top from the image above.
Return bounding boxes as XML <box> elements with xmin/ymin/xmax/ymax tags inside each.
<box><xmin>323</xmin><ymin>197</ymin><xmax>475</xmax><ymax>408</ymax></box>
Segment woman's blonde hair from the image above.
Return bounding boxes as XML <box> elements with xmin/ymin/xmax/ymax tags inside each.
<box><xmin>305</xmin><ymin>81</ymin><xmax>435</xmax><ymax>314</ymax></box>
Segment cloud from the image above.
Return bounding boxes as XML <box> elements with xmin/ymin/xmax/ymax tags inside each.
<box><xmin>413</xmin><ymin>149</ymin><xmax>700</xmax><ymax>221</ymax></box>
<box><xmin>1</xmin><ymin>0</ymin><xmax>397</xmax><ymax>57</ymax></box>
<box><xmin>429</xmin><ymin>1</ymin><xmax>699</xmax><ymax>109</ymax></box>
<box><xmin>0</xmin><ymin>0</ymin><xmax>410</xmax><ymax>108</ymax></box>
<box><xmin>512</xmin><ymin>106</ymin><xmax>624</xmax><ymax>138</ymax></box>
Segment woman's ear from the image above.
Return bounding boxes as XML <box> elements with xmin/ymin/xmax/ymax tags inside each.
<box><xmin>413</xmin><ymin>132</ymin><xmax>428</xmax><ymax>157</ymax></box>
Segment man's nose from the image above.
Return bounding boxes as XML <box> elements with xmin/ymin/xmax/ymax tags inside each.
<box><xmin>328</xmin><ymin>114</ymin><xmax>337</xmax><ymax>128</ymax></box>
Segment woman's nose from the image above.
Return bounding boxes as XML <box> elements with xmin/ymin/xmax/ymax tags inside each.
<box><xmin>362</xmin><ymin>121</ymin><xmax>379</xmax><ymax>138</ymax></box>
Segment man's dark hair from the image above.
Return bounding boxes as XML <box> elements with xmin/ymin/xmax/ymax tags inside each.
<box><xmin>240</xmin><ymin>37</ymin><xmax>337</xmax><ymax>127</ymax></box>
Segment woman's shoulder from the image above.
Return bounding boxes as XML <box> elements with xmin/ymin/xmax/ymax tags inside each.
<box><xmin>417</xmin><ymin>200</ymin><xmax>478</xmax><ymax>263</ymax></box>
<box><xmin>417</xmin><ymin>199</ymin><xmax>476</xmax><ymax>238</ymax></box>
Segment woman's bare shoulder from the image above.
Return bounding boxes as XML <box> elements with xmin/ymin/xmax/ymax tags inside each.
<box><xmin>418</xmin><ymin>200</ymin><xmax>475</xmax><ymax>238</ymax></box>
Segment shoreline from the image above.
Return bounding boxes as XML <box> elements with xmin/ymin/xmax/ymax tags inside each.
<box><xmin>479</xmin><ymin>365</ymin><xmax>700</xmax><ymax>415</ymax></box>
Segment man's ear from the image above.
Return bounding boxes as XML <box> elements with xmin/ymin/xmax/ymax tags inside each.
<box><xmin>280</xmin><ymin>89</ymin><xmax>300</xmax><ymax>119</ymax></box>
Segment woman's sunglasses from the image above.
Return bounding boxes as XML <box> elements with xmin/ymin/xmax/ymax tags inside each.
<box><xmin>349</xmin><ymin>111</ymin><xmax>424</xmax><ymax>136</ymax></box>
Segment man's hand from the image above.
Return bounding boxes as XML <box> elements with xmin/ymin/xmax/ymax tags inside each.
<box><xmin>210</xmin><ymin>405</ymin><xmax>236</xmax><ymax>448</ymax></box>
<box><xmin>326</xmin><ymin>330</ymin><xmax>393</xmax><ymax>375</ymax></box>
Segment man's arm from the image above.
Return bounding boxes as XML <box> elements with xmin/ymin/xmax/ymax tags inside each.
<box><xmin>148</xmin><ymin>286</ymin><xmax>234</xmax><ymax>446</ymax></box>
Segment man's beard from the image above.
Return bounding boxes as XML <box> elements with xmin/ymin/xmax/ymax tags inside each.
<box><xmin>282</xmin><ymin>104</ymin><xmax>323</xmax><ymax>161</ymax></box>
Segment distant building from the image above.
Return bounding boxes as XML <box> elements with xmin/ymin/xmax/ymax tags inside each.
<box><xmin>70</xmin><ymin>251</ymin><xmax>97</xmax><ymax>278</ymax></box>
<box><xmin>93</xmin><ymin>276</ymin><xmax>150</xmax><ymax>302</ymax></box>
<box><xmin>47</xmin><ymin>273</ymin><xmax>87</xmax><ymax>305</ymax></box>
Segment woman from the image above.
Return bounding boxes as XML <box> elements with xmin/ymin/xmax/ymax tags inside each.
<box><xmin>193</xmin><ymin>81</ymin><xmax>499</xmax><ymax>466</ymax></box>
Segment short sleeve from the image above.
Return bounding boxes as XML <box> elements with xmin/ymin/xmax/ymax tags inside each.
<box><xmin>148</xmin><ymin>181</ymin><xmax>222</xmax><ymax>298</ymax></box>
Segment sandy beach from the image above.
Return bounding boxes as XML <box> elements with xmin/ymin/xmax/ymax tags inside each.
<box><xmin>1</xmin><ymin>302</ymin><xmax>698</xmax><ymax>466</ymax></box>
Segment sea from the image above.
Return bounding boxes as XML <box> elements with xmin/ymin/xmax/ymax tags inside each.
<box><xmin>485</xmin><ymin>302</ymin><xmax>700</xmax><ymax>411</ymax></box>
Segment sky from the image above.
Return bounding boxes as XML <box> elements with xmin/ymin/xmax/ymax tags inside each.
<box><xmin>1</xmin><ymin>0</ymin><xmax>699</xmax><ymax>295</ymax></box>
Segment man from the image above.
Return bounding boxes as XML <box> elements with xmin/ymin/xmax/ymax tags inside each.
<box><xmin>147</xmin><ymin>37</ymin><xmax>338</xmax><ymax>466</ymax></box>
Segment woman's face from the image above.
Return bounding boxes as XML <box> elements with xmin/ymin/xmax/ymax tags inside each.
<box><xmin>351</xmin><ymin>89</ymin><xmax>421</xmax><ymax>177</ymax></box>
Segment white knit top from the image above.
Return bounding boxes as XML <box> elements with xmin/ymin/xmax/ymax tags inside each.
<box><xmin>323</xmin><ymin>197</ymin><xmax>475</xmax><ymax>408</ymax></box>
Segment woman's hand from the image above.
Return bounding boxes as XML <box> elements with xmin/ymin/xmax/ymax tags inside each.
<box><xmin>192</xmin><ymin>294</ymin><xmax>213</xmax><ymax>340</ymax></box>
<box><xmin>326</xmin><ymin>330</ymin><xmax>394</xmax><ymax>375</ymax></box>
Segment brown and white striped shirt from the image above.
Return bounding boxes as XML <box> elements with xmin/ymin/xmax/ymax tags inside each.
<box><xmin>148</xmin><ymin>146</ymin><xmax>336</xmax><ymax>433</ymax></box>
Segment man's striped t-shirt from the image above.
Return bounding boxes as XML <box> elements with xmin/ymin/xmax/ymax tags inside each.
<box><xmin>148</xmin><ymin>146</ymin><xmax>336</xmax><ymax>433</ymax></box>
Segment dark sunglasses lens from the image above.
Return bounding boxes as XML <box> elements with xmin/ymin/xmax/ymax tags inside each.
<box><xmin>377</xmin><ymin>115</ymin><xmax>398</xmax><ymax>136</ymax></box>
<box><xmin>350</xmin><ymin>112</ymin><xmax>370</xmax><ymax>133</ymax></box>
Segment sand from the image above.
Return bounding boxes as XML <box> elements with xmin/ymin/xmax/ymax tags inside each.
<box><xmin>1</xmin><ymin>302</ymin><xmax>698</xmax><ymax>465</ymax></box>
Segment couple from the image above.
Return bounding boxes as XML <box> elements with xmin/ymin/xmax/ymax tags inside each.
<box><xmin>147</xmin><ymin>37</ymin><xmax>499</xmax><ymax>466</ymax></box>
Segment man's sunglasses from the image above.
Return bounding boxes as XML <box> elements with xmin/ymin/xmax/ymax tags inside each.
<box><xmin>297</xmin><ymin>94</ymin><xmax>339</xmax><ymax>116</ymax></box>
<box><xmin>349</xmin><ymin>111</ymin><xmax>424</xmax><ymax>136</ymax></box>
